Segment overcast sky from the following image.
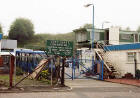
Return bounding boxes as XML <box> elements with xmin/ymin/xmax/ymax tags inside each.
<box><xmin>0</xmin><ymin>0</ymin><xmax>140</xmax><ymax>35</ymax></box>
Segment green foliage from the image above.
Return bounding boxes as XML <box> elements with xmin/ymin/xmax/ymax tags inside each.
<box><xmin>73</xmin><ymin>28</ymin><xmax>88</xmax><ymax>34</ymax></box>
<box><xmin>0</xmin><ymin>24</ymin><xmax>3</xmax><ymax>33</ymax></box>
<box><xmin>0</xmin><ymin>75</ymin><xmax>9</xmax><ymax>86</ymax></box>
<box><xmin>125</xmin><ymin>26</ymin><xmax>131</xmax><ymax>31</ymax></box>
<box><xmin>3</xmin><ymin>36</ymin><xmax>8</xmax><ymax>39</ymax></box>
<box><xmin>136</xmin><ymin>69</ymin><xmax>140</xmax><ymax>79</ymax></box>
<box><xmin>16</xmin><ymin>67</ymin><xmax>23</xmax><ymax>76</ymax></box>
<box><xmin>20</xmin><ymin>32</ymin><xmax>75</xmax><ymax>50</ymax></box>
<box><xmin>9</xmin><ymin>18</ymin><xmax>35</xmax><ymax>42</ymax></box>
<box><xmin>38</xmin><ymin>70</ymin><xmax>50</xmax><ymax>80</ymax></box>
<box><xmin>36</xmin><ymin>32</ymin><xmax>75</xmax><ymax>41</ymax></box>
<box><xmin>83</xmin><ymin>24</ymin><xmax>93</xmax><ymax>29</ymax></box>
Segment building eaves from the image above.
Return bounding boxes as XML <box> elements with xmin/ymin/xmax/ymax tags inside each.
<box><xmin>120</xmin><ymin>30</ymin><xmax>138</xmax><ymax>34</ymax></box>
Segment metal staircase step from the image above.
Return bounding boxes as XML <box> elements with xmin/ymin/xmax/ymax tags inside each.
<box><xmin>98</xmin><ymin>52</ymin><xmax>104</xmax><ymax>55</ymax></box>
<box><xmin>110</xmin><ymin>68</ymin><xmax>115</xmax><ymax>70</ymax></box>
<box><xmin>113</xmin><ymin>72</ymin><xmax>120</xmax><ymax>74</ymax></box>
<box><xmin>112</xmin><ymin>69</ymin><xmax>117</xmax><ymax>72</ymax></box>
<box><xmin>109</xmin><ymin>66</ymin><xmax>115</xmax><ymax>69</ymax></box>
<box><xmin>112</xmin><ymin>71</ymin><xmax>117</xmax><ymax>73</ymax></box>
<box><xmin>96</xmin><ymin>43</ymin><xmax>121</xmax><ymax>79</ymax></box>
<box><xmin>107</xmin><ymin>63</ymin><xmax>112</xmax><ymax>66</ymax></box>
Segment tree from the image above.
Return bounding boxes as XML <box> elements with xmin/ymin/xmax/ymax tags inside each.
<box><xmin>73</xmin><ymin>28</ymin><xmax>88</xmax><ymax>34</ymax></box>
<box><xmin>125</xmin><ymin>26</ymin><xmax>131</xmax><ymax>31</ymax></box>
<box><xmin>0</xmin><ymin>24</ymin><xmax>3</xmax><ymax>33</ymax></box>
<box><xmin>9</xmin><ymin>18</ymin><xmax>35</xmax><ymax>42</ymax></box>
<box><xmin>83</xmin><ymin>24</ymin><xmax>93</xmax><ymax>29</ymax></box>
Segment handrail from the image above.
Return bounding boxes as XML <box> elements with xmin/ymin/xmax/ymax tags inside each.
<box><xmin>94</xmin><ymin>49</ymin><xmax>111</xmax><ymax>72</ymax></box>
<box><xmin>96</xmin><ymin>42</ymin><xmax>121</xmax><ymax>77</ymax></box>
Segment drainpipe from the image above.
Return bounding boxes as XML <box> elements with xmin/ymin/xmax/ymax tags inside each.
<box><xmin>134</xmin><ymin>52</ymin><xmax>137</xmax><ymax>78</ymax></box>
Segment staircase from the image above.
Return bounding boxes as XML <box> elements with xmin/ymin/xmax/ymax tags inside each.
<box><xmin>95</xmin><ymin>43</ymin><xmax>120</xmax><ymax>78</ymax></box>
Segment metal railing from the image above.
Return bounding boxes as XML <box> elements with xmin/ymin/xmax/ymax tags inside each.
<box><xmin>95</xmin><ymin>41</ymin><xmax>121</xmax><ymax>77</ymax></box>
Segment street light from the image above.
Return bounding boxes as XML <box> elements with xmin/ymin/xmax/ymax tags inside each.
<box><xmin>84</xmin><ymin>4</ymin><xmax>94</xmax><ymax>49</ymax></box>
<box><xmin>102</xmin><ymin>21</ymin><xmax>110</xmax><ymax>29</ymax></box>
<box><xmin>84</xmin><ymin>4</ymin><xmax>94</xmax><ymax>73</ymax></box>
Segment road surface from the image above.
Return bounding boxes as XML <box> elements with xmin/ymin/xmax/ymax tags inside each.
<box><xmin>0</xmin><ymin>79</ymin><xmax>140</xmax><ymax>98</ymax></box>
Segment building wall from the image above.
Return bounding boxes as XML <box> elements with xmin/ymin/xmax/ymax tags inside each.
<box><xmin>109</xmin><ymin>27</ymin><xmax>120</xmax><ymax>45</ymax></box>
<box><xmin>76</xmin><ymin>32</ymin><xmax>88</xmax><ymax>42</ymax></box>
<box><xmin>94</xmin><ymin>32</ymin><xmax>100</xmax><ymax>41</ymax></box>
<box><xmin>77</xmin><ymin>28</ymin><xmax>139</xmax><ymax>46</ymax></box>
<box><xmin>1</xmin><ymin>39</ymin><xmax>17</xmax><ymax>50</ymax></box>
<box><xmin>104</xmin><ymin>49</ymin><xmax>140</xmax><ymax>77</ymax></box>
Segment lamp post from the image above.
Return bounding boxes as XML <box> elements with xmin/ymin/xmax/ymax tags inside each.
<box><xmin>84</xmin><ymin>4</ymin><xmax>94</xmax><ymax>49</ymax></box>
<box><xmin>102</xmin><ymin>21</ymin><xmax>110</xmax><ymax>29</ymax></box>
<box><xmin>85</xmin><ymin>4</ymin><xmax>94</xmax><ymax>73</ymax></box>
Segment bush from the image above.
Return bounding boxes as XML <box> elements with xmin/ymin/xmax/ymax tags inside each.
<box><xmin>136</xmin><ymin>70</ymin><xmax>140</xmax><ymax>79</ymax></box>
<box><xmin>16</xmin><ymin>67</ymin><xmax>23</xmax><ymax>76</ymax></box>
<box><xmin>123</xmin><ymin>72</ymin><xmax>133</xmax><ymax>79</ymax></box>
<box><xmin>38</xmin><ymin>70</ymin><xmax>50</xmax><ymax>80</ymax></box>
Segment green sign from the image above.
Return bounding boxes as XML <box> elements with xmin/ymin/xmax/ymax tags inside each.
<box><xmin>46</xmin><ymin>40</ymin><xmax>73</xmax><ymax>56</ymax></box>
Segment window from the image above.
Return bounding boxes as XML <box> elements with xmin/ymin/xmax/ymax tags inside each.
<box><xmin>121</xmin><ymin>34</ymin><xmax>131</xmax><ymax>40</ymax></box>
<box><xmin>127</xmin><ymin>52</ymin><xmax>135</xmax><ymax>62</ymax></box>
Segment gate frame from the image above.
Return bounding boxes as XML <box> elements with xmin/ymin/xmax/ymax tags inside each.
<box><xmin>65</xmin><ymin>59</ymin><xmax>104</xmax><ymax>80</ymax></box>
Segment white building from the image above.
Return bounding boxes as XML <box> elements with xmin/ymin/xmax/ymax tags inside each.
<box><xmin>0</xmin><ymin>35</ymin><xmax>17</xmax><ymax>73</ymax></box>
<box><xmin>96</xmin><ymin>43</ymin><xmax>140</xmax><ymax>78</ymax></box>
<box><xmin>75</xmin><ymin>27</ymin><xmax>140</xmax><ymax>49</ymax></box>
<box><xmin>75</xmin><ymin>26</ymin><xmax>140</xmax><ymax>78</ymax></box>
<box><xmin>0</xmin><ymin>39</ymin><xmax>17</xmax><ymax>52</ymax></box>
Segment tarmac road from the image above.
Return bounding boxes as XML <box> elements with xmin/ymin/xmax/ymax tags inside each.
<box><xmin>1</xmin><ymin>79</ymin><xmax>140</xmax><ymax>98</ymax></box>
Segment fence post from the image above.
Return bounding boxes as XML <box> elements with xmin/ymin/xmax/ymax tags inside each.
<box><xmin>51</xmin><ymin>56</ymin><xmax>53</xmax><ymax>86</ymax></box>
<box><xmin>101</xmin><ymin>60</ymin><xmax>104</xmax><ymax>80</ymax></box>
<box><xmin>72</xmin><ymin>57</ymin><xmax>74</xmax><ymax>80</ymax></box>
<box><xmin>92</xmin><ymin>56</ymin><xmax>94</xmax><ymax>74</ymax></box>
<box><xmin>73</xmin><ymin>58</ymin><xmax>76</xmax><ymax>79</ymax></box>
<box><xmin>100</xmin><ymin>60</ymin><xmax>102</xmax><ymax>80</ymax></box>
<box><xmin>9</xmin><ymin>56</ymin><xmax>15</xmax><ymax>88</ymax></box>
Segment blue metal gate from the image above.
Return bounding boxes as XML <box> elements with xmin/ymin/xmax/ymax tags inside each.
<box><xmin>65</xmin><ymin>58</ymin><xmax>104</xmax><ymax>80</ymax></box>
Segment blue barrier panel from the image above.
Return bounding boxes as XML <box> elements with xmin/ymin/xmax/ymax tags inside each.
<box><xmin>104</xmin><ymin>43</ymin><xmax>140</xmax><ymax>51</ymax></box>
<box><xmin>16</xmin><ymin>50</ymin><xmax>47</xmax><ymax>72</ymax></box>
<box><xmin>0</xmin><ymin>34</ymin><xmax>2</xmax><ymax>40</ymax></box>
<box><xmin>101</xmin><ymin>61</ymin><xmax>104</xmax><ymax>80</ymax></box>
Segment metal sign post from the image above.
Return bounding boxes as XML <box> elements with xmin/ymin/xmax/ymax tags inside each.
<box><xmin>46</xmin><ymin>40</ymin><xmax>73</xmax><ymax>86</ymax></box>
<box><xmin>61</xmin><ymin>57</ymin><xmax>65</xmax><ymax>86</ymax></box>
<box><xmin>51</xmin><ymin>57</ymin><xmax>53</xmax><ymax>86</ymax></box>
<box><xmin>55</xmin><ymin>56</ymin><xmax>60</xmax><ymax>82</ymax></box>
